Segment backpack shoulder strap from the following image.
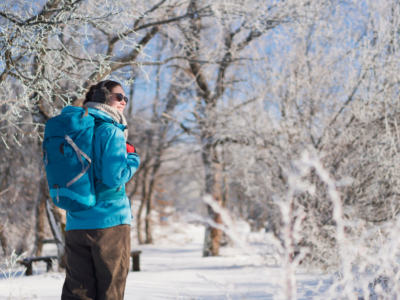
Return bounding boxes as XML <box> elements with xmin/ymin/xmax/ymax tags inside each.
<box><xmin>64</xmin><ymin>135</ymin><xmax>91</xmax><ymax>187</ymax></box>
<box><xmin>94</xmin><ymin>119</ymin><xmax>124</xmax><ymax>134</ymax></box>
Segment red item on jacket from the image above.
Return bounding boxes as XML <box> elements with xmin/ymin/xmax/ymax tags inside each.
<box><xmin>126</xmin><ymin>142</ymin><xmax>136</xmax><ymax>153</ymax></box>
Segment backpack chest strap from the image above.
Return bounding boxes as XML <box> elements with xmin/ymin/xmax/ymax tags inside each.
<box><xmin>65</xmin><ymin>135</ymin><xmax>92</xmax><ymax>187</ymax></box>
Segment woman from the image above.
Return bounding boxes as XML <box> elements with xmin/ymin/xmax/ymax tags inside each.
<box><xmin>61</xmin><ymin>80</ymin><xmax>140</xmax><ymax>300</ymax></box>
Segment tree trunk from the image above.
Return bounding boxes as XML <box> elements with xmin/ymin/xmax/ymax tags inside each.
<box><xmin>220</xmin><ymin>148</ymin><xmax>230</xmax><ymax>246</ymax></box>
<box><xmin>222</xmin><ymin>147</ymin><xmax>229</xmax><ymax>208</ymax></box>
<box><xmin>32</xmin><ymin>162</ymin><xmax>47</xmax><ymax>256</ymax></box>
<box><xmin>0</xmin><ymin>224</ymin><xmax>7</xmax><ymax>255</ymax></box>
<box><xmin>145</xmin><ymin>193</ymin><xmax>153</xmax><ymax>244</ymax></box>
<box><xmin>137</xmin><ymin>198</ymin><xmax>146</xmax><ymax>245</ymax></box>
<box><xmin>137</xmin><ymin>169</ymin><xmax>148</xmax><ymax>245</ymax></box>
<box><xmin>145</xmin><ymin>161</ymin><xmax>162</xmax><ymax>244</ymax></box>
<box><xmin>145</xmin><ymin>173</ymin><xmax>157</xmax><ymax>244</ymax></box>
<box><xmin>33</xmin><ymin>186</ymin><xmax>46</xmax><ymax>256</ymax></box>
<box><xmin>238</xmin><ymin>193</ymin><xmax>244</xmax><ymax>219</ymax></box>
<box><xmin>202</xmin><ymin>142</ymin><xmax>223</xmax><ymax>257</ymax></box>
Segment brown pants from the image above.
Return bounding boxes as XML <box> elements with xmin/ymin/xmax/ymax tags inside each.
<box><xmin>61</xmin><ymin>225</ymin><xmax>131</xmax><ymax>300</ymax></box>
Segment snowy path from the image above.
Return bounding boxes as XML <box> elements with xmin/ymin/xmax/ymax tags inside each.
<box><xmin>0</xmin><ymin>224</ymin><xmax>332</xmax><ymax>299</ymax></box>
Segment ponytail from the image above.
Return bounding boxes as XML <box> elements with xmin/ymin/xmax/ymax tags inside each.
<box><xmin>81</xmin><ymin>84</ymin><xmax>96</xmax><ymax>118</ymax></box>
<box><xmin>82</xmin><ymin>105</ymin><xmax>88</xmax><ymax>117</ymax></box>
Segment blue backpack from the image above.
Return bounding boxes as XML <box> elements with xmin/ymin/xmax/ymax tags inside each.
<box><xmin>42</xmin><ymin>106</ymin><xmax>105</xmax><ymax>211</ymax></box>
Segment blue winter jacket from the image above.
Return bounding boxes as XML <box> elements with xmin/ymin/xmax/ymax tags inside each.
<box><xmin>65</xmin><ymin>108</ymin><xmax>140</xmax><ymax>231</ymax></box>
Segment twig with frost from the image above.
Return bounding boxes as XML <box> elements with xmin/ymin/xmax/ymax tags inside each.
<box><xmin>0</xmin><ymin>250</ymin><xmax>27</xmax><ymax>299</ymax></box>
<box><xmin>197</xmin><ymin>194</ymin><xmax>307</xmax><ymax>299</ymax></box>
<box><xmin>273</xmin><ymin>156</ymin><xmax>315</xmax><ymax>300</ymax></box>
<box><xmin>296</xmin><ymin>151</ymin><xmax>355</xmax><ymax>299</ymax></box>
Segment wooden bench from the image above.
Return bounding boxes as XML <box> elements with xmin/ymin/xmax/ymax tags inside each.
<box><xmin>18</xmin><ymin>256</ymin><xmax>58</xmax><ymax>276</ymax></box>
<box><xmin>19</xmin><ymin>251</ymin><xmax>140</xmax><ymax>275</ymax></box>
<box><xmin>130</xmin><ymin>251</ymin><xmax>142</xmax><ymax>272</ymax></box>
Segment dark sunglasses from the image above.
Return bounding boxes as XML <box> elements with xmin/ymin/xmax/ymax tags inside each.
<box><xmin>111</xmin><ymin>93</ymin><xmax>128</xmax><ymax>104</ymax></box>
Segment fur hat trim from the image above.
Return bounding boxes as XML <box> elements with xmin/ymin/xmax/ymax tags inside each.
<box><xmin>92</xmin><ymin>86</ymin><xmax>111</xmax><ymax>104</ymax></box>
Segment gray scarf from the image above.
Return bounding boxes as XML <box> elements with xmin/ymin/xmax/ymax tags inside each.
<box><xmin>85</xmin><ymin>102</ymin><xmax>128</xmax><ymax>140</ymax></box>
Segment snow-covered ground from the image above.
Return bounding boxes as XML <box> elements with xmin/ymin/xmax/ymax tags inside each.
<box><xmin>0</xmin><ymin>221</ymin><xmax>333</xmax><ymax>299</ymax></box>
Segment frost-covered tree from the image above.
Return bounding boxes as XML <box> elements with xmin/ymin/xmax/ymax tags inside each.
<box><xmin>158</xmin><ymin>0</ymin><xmax>309</xmax><ymax>256</ymax></box>
<box><xmin>220</xmin><ymin>0</ymin><xmax>400</xmax><ymax>269</ymax></box>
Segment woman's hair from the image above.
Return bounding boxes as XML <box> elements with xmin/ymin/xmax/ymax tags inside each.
<box><xmin>83</xmin><ymin>80</ymin><xmax>122</xmax><ymax>105</ymax></box>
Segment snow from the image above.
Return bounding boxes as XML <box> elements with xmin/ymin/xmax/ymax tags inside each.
<box><xmin>0</xmin><ymin>222</ymin><xmax>333</xmax><ymax>299</ymax></box>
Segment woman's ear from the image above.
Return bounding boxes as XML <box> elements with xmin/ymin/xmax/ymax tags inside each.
<box><xmin>92</xmin><ymin>87</ymin><xmax>111</xmax><ymax>104</ymax></box>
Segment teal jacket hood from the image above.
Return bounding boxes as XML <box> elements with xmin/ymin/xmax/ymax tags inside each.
<box><xmin>61</xmin><ymin>106</ymin><xmax>127</xmax><ymax>132</ymax></box>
